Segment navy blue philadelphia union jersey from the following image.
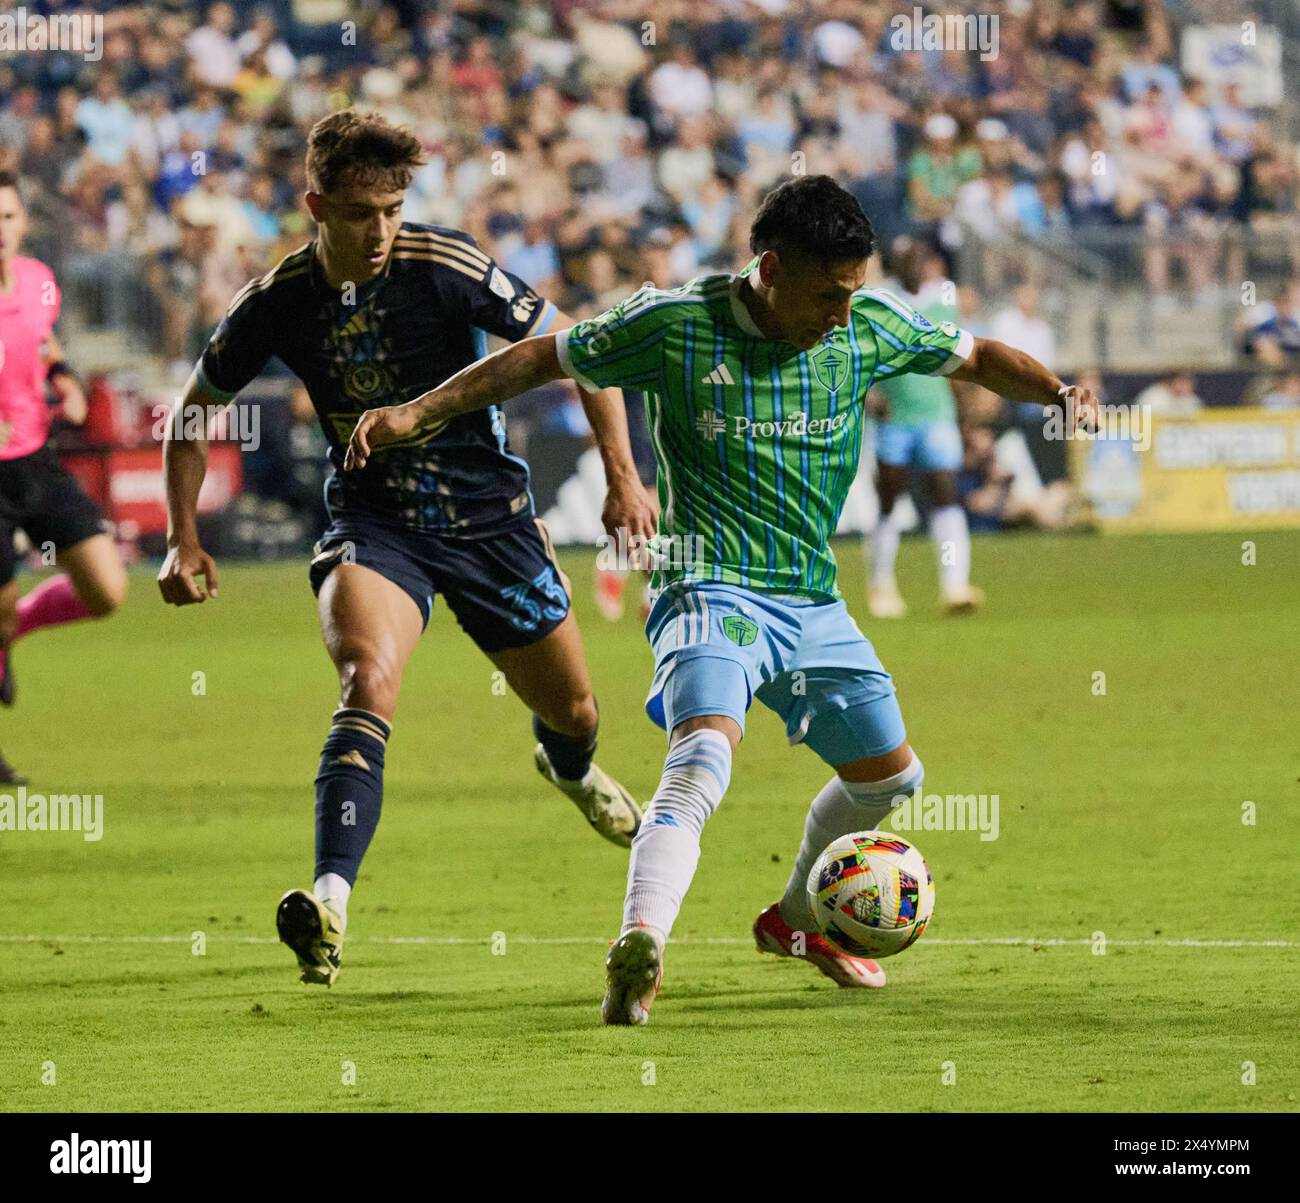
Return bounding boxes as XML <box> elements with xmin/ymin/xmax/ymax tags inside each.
<box><xmin>196</xmin><ymin>222</ymin><xmax>558</xmax><ymax>533</ymax></box>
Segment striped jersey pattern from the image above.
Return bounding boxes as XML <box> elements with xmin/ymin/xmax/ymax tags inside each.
<box><xmin>557</xmin><ymin>262</ymin><xmax>973</xmax><ymax>598</ymax></box>
<box><xmin>873</xmin><ymin>277</ymin><xmax>962</xmax><ymax>425</ymax></box>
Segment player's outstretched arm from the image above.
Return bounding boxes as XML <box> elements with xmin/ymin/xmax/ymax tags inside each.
<box><xmin>344</xmin><ymin>333</ymin><xmax>565</xmax><ymax>471</ymax></box>
<box><xmin>158</xmin><ymin>369</ymin><xmax>222</xmax><ymax>606</ymax></box>
<box><xmin>551</xmin><ymin>308</ymin><xmax>657</xmax><ymax>546</ymax></box>
<box><xmin>950</xmin><ymin>337</ymin><xmax>1099</xmax><ymax>430</ymax></box>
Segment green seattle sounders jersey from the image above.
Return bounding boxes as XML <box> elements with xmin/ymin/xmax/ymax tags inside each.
<box><xmin>556</xmin><ymin>263</ymin><xmax>973</xmax><ymax>598</ymax></box>
<box><xmin>874</xmin><ymin>278</ymin><xmax>961</xmax><ymax>425</ymax></box>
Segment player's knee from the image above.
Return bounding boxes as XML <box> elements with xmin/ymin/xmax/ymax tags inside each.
<box><xmin>928</xmin><ymin>474</ymin><xmax>958</xmax><ymax>508</ymax></box>
<box><xmin>546</xmin><ymin>690</ymin><xmax>598</xmax><ymax>739</ymax></box>
<box><xmin>337</xmin><ymin>653</ymin><xmax>402</xmax><ymax>715</ymax></box>
<box><xmin>82</xmin><ymin>573</ymin><xmax>128</xmax><ymax>618</ymax></box>
<box><xmin>0</xmin><ymin>592</ymin><xmax>17</xmax><ymax>645</ymax></box>
<box><xmin>841</xmin><ymin>749</ymin><xmax>924</xmax><ymax>805</ymax></box>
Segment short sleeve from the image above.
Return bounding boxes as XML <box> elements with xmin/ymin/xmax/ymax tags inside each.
<box><xmin>197</xmin><ymin>284</ymin><xmax>276</xmax><ymax>399</ymax></box>
<box><xmin>856</xmin><ymin>288</ymin><xmax>974</xmax><ymax>380</ymax></box>
<box><xmin>555</xmin><ymin>286</ymin><xmax>672</xmax><ymax>393</ymax></box>
<box><xmin>434</xmin><ymin>231</ymin><xmax>557</xmax><ymax>342</ymax></box>
<box><xmin>45</xmin><ymin>271</ymin><xmax>62</xmax><ymax>328</ymax></box>
<box><xmin>30</xmin><ymin>261</ymin><xmax>61</xmax><ymax>332</ymax></box>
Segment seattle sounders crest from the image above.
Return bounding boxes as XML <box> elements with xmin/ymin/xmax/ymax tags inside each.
<box><xmin>810</xmin><ymin>339</ymin><xmax>848</xmax><ymax>394</ymax></box>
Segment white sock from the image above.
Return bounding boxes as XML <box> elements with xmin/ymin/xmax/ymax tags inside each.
<box><xmin>553</xmin><ymin>767</ymin><xmax>596</xmax><ymax>791</ymax></box>
<box><xmin>778</xmin><ymin>755</ymin><xmax>924</xmax><ymax>930</ymax></box>
<box><xmin>930</xmin><ymin>504</ymin><xmax>970</xmax><ymax>593</ymax></box>
<box><xmin>622</xmin><ymin>729</ymin><xmax>732</xmax><ymax>945</ymax></box>
<box><xmin>870</xmin><ymin>509</ymin><xmax>904</xmax><ymax>588</ymax></box>
<box><xmin>314</xmin><ymin>872</ymin><xmax>351</xmax><ymax>930</ymax></box>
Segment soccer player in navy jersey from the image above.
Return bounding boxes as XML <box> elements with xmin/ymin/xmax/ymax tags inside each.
<box><xmin>158</xmin><ymin>110</ymin><xmax>656</xmax><ymax>986</ymax></box>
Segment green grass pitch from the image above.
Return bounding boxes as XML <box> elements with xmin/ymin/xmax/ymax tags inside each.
<box><xmin>1</xmin><ymin>530</ymin><xmax>1296</xmax><ymax>1112</ymax></box>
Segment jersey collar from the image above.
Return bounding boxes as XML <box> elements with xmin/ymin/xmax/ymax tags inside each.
<box><xmin>729</xmin><ymin>272</ymin><xmax>767</xmax><ymax>338</ymax></box>
<box><xmin>309</xmin><ymin>239</ymin><xmax>393</xmax><ymax>297</ymax></box>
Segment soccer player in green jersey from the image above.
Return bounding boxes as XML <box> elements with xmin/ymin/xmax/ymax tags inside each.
<box><xmin>345</xmin><ymin>176</ymin><xmax>1098</xmax><ymax>1025</ymax></box>
<box><xmin>869</xmin><ymin>239</ymin><xmax>983</xmax><ymax>618</ymax></box>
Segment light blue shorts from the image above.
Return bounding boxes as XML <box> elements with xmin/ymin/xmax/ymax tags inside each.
<box><xmin>644</xmin><ymin>582</ymin><xmax>907</xmax><ymax>767</ymax></box>
<box><xmin>876</xmin><ymin>420</ymin><xmax>962</xmax><ymax>472</ymax></box>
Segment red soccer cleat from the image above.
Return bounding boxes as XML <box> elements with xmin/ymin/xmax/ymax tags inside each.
<box><xmin>594</xmin><ymin>568</ymin><xmax>627</xmax><ymax>621</ymax></box>
<box><xmin>753</xmin><ymin>901</ymin><xmax>887</xmax><ymax>989</ymax></box>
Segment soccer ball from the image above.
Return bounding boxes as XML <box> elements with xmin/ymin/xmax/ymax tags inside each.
<box><xmin>806</xmin><ymin>831</ymin><xmax>935</xmax><ymax>959</ymax></box>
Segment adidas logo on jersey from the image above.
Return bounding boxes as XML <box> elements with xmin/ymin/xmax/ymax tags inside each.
<box><xmin>701</xmin><ymin>362</ymin><xmax>735</xmax><ymax>386</ymax></box>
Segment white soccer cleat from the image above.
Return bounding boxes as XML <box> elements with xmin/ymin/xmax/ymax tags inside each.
<box><xmin>941</xmin><ymin>584</ymin><xmax>985</xmax><ymax>615</ymax></box>
<box><xmin>868</xmin><ymin>583</ymin><xmax>908</xmax><ymax>619</ymax></box>
<box><xmin>276</xmin><ymin>889</ymin><xmax>344</xmax><ymax>986</ymax></box>
<box><xmin>534</xmin><ymin>745</ymin><xmax>642</xmax><ymax>847</ymax></box>
<box><xmin>753</xmin><ymin>902</ymin><xmax>887</xmax><ymax>989</ymax></box>
<box><xmin>602</xmin><ymin>928</ymin><xmax>663</xmax><ymax>1025</ymax></box>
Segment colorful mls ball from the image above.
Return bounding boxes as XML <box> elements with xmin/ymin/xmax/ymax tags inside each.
<box><xmin>806</xmin><ymin>831</ymin><xmax>935</xmax><ymax>958</ymax></box>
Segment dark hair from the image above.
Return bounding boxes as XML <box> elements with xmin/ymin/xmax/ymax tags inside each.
<box><xmin>306</xmin><ymin>108</ymin><xmax>424</xmax><ymax>195</ymax></box>
<box><xmin>749</xmin><ymin>175</ymin><xmax>877</xmax><ymax>264</ymax></box>
<box><xmin>0</xmin><ymin>170</ymin><xmax>23</xmax><ymax>202</ymax></box>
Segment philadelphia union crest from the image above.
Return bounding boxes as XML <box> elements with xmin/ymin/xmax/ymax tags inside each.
<box><xmin>344</xmin><ymin>359</ymin><xmax>395</xmax><ymax>403</ymax></box>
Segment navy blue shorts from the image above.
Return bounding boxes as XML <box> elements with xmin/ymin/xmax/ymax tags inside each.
<box><xmin>308</xmin><ymin>514</ymin><xmax>570</xmax><ymax>653</ymax></box>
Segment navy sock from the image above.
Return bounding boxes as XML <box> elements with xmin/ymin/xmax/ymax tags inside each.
<box><xmin>314</xmin><ymin>708</ymin><xmax>391</xmax><ymax>885</ymax></box>
<box><xmin>533</xmin><ymin>711</ymin><xmax>597</xmax><ymax>781</ymax></box>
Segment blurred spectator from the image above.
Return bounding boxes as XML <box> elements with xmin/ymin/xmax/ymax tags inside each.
<box><xmin>75</xmin><ymin>73</ymin><xmax>134</xmax><ymax>168</ymax></box>
<box><xmin>682</xmin><ymin>172</ymin><xmax>738</xmax><ymax>265</ymax></box>
<box><xmin>1142</xmin><ymin>173</ymin><xmax>1218</xmax><ymax>309</ymax></box>
<box><xmin>958</xmin><ymin>426</ymin><xmax>1072</xmax><ymax>531</ymax></box>
<box><xmin>1256</xmin><ymin>371</ymin><xmax>1300</xmax><ymax>411</ymax></box>
<box><xmin>1210</xmin><ymin>82</ymin><xmax>1257</xmax><ymax>166</ymax></box>
<box><xmin>989</xmin><ymin>285</ymin><xmax>1056</xmax><ymax>367</ymax></box>
<box><xmin>649</xmin><ymin>42</ymin><xmax>713</xmax><ymax>122</ymax></box>
<box><xmin>185</xmin><ymin>2</ymin><xmax>241</xmax><ymax>89</ymax></box>
<box><xmin>237</xmin><ymin>7</ymin><xmax>297</xmax><ymax>81</ymax></box>
<box><xmin>658</xmin><ymin>116</ymin><xmax>715</xmax><ymax>204</ymax></box>
<box><xmin>503</xmin><ymin>217</ymin><xmax>562</xmax><ymax>299</ymax></box>
<box><xmin>1120</xmin><ymin>40</ymin><xmax>1181</xmax><ymax>105</ymax></box>
<box><xmin>1242</xmin><ymin>280</ymin><xmax>1300</xmax><ymax>366</ymax></box>
<box><xmin>907</xmin><ymin>113</ymin><xmax>981</xmax><ymax>234</ymax></box>
<box><xmin>1134</xmin><ymin>371</ymin><xmax>1204</xmax><ymax>418</ymax></box>
<box><xmin>1171</xmin><ymin>78</ymin><xmax>1215</xmax><ymax>166</ymax></box>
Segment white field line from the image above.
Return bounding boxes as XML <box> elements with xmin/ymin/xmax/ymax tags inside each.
<box><xmin>0</xmin><ymin>935</ymin><xmax>1292</xmax><ymax>949</ymax></box>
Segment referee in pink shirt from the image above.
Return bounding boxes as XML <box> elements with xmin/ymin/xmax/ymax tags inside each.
<box><xmin>0</xmin><ymin>171</ymin><xmax>127</xmax><ymax>782</ymax></box>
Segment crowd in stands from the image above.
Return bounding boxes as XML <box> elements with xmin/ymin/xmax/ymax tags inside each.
<box><xmin>1</xmin><ymin>0</ymin><xmax>1297</xmax><ymax>540</ymax></box>
<box><xmin>2</xmin><ymin>0</ymin><xmax>1296</xmax><ymax>367</ymax></box>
